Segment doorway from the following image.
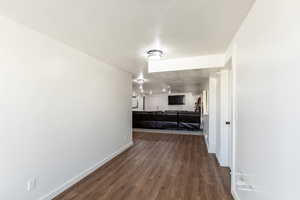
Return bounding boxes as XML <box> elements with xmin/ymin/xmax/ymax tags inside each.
<box><xmin>226</xmin><ymin>59</ymin><xmax>234</xmax><ymax>170</ymax></box>
<box><xmin>224</xmin><ymin>56</ymin><xmax>236</xmax><ymax>194</ymax></box>
<box><xmin>210</xmin><ymin>58</ymin><xmax>235</xmax><ymax>191</ymax></box>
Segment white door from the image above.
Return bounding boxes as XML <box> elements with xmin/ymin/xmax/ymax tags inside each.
<box><xmin>218</xmin><ymin>63</ymin><xmax>234</xmax><ymax>168</ymax></box>
<box><xmin>227</xmin><ymin>66</ymin><xmax>233</xmax><ymax>170</ymax></box>
<box><xmin>217</xmin><ymin>70</ymin><xmax>230</xmax><ymax>167</ymax></box>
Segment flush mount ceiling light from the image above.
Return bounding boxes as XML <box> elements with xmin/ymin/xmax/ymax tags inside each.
<box><xmin>147</xmin><ymin>49</ymin><xmax>163</xmax><ymax>60</ymax></box>
<box><xmin>136</xmin><ymin>78</ymin><xmax>145</xmax><ymax>85</ymax></box>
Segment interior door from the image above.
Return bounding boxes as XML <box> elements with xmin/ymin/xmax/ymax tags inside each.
<box><xmin>227</xmin><ymin>67</ymin><xmax>233</xmax><ymax>170</ymax></box>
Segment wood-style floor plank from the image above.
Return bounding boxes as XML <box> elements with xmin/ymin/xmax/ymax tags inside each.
<box><xmin>54</xmin><ymin>132</ymin><xmax>233</xmax><ymax>200</ymax></box>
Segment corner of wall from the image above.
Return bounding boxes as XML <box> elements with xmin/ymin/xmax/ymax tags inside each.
<box><xmin>38</xmin><ymin>141</ymin><xmax>133</xmax><ymax>200</ymax></box>
<box><xmin>232</xmin><ymin>187</ymin><xmax>240</xmax><ymax>200</ymax></box>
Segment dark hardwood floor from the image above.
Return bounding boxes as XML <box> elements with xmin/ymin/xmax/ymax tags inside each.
<box><xmin>54</xmin><ymin>132</ymin><xmax>233</xmax><ymax>200</ymax></box>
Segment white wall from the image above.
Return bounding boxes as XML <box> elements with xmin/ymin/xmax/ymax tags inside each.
<box><xmin>0</xmin><ymin>16</ymin><xmax>132</xmax><ymax>200</ymax></box>
<box><xmin>206</xmin><ymin>77</ymin><xmax>217</xmax><ymax>153</ymax></box>
<box><xmin>148</xmin><ymin>54</ymin><xmax>225</xmax><ymax>73</ymax></box>
<box><xmin>228</xmin><ymin>0</ymin><xmax>300</xmax><ymax>199</ymax></box>
<box><xmin>201</xmin><ymin>79</ymin><xmax>210</xmax><ymax>148</ymax></box>
<box><xmin>145</xmin><ymin>93</ymin><xmax>199</xmax><ymax>111</ymax></box>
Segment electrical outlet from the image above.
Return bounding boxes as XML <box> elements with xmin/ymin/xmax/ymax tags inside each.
<box><xmin>27</xmin><ymin>177</ymin><xmax>37</xmax><ymax>191</ymax></box>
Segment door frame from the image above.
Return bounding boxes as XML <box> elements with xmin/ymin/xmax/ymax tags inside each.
<box><xmin>207</xmin><ymin>43</ymin><xmax>237</xmax><ymax>192</ymax></box>
<box><xmin>224</xmin><ymin>43</ymin><xmax>237</xmax><ymax>193</ymax></box>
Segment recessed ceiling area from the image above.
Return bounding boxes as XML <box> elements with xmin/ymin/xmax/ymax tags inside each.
<box><xmin>0</xmin><ymin>0</ymin><xmax>254</xmax><ymax>74</ymax></box>
<box><xmin>133</xmin><ymin>68</ymin><xmax>220</xmax><ymax>95</ymax></box>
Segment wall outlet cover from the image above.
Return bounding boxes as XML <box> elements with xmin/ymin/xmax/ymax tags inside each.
<box><xmin>27</xmin><ymin>177</ymin><xmax>37</xmax><ymax>191</ymax></box>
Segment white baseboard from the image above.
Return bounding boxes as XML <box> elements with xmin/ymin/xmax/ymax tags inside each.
<box><xmin>39</xmin><ymin>141</ymin><xmax>133</xmax><ymax>200</ymax></box>
<box><xmin>232</xmin><ymin>188</ymin><xmax>240</xmax><ymax>200</ymax></box>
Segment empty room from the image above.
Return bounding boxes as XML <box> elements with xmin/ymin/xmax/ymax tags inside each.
<box><xmin>1</xmin><ymin>0</ymin><xmax>299</xmax><ymax>200</ymax></box>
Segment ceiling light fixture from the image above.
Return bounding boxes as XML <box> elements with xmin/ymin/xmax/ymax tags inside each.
<box><xmin>136</xmin><ymin>78</ymin><xmax>145</xmax><ymax>85</ymax></box>
<box><xmin>147</xmin><ymin>49</ymin><xmax>163</xmax><ymax>60</ymax></box>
